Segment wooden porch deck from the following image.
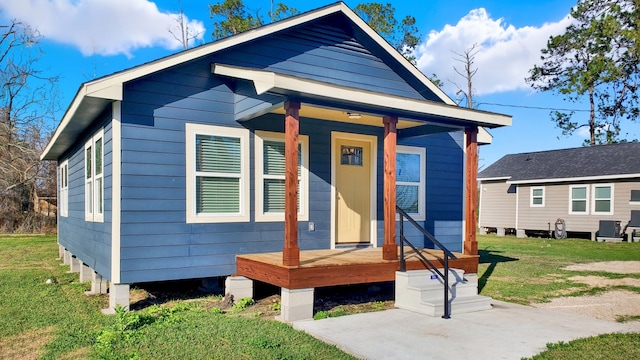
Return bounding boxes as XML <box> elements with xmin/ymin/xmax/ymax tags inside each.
<box><xmin>236</xmin><ymin>247</ymin><xmax>478</xmax><ymax>289</ymax></box>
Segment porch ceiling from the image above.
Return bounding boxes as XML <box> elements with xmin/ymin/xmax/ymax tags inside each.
<box><xmin>271</xmin><ymin>105</ymin><xmax>432</xmax><ymax>130</ymax></box>
<box><xmin>213</xmin><ymin>63</ymin><xmax>512</xmax><ymax>130</ymax></box>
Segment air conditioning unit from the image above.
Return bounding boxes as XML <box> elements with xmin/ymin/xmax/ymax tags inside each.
<box><xmin>598</xmin><ymin>220</ymin><xmax>621</xmax><ymax>238</ymax></box>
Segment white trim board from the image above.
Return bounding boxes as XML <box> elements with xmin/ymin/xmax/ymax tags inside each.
<box><xmin>212</xmin><ymin>64</ymin><xmax>512</xmax><ymax>129</ymax></box>
<box><xmin>41</xmin><ymin>2</ymin><xmax>459</xmax><ymax>161</ymax></box>
<box><xmin>111</xmin><ymin>101</ymin><xmax>122</xmax><ymax>283</ymax></box>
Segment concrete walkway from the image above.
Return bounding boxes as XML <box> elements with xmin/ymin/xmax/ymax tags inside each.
<box><xmin>293</xmin><ymin>300</ymin><xmax>640</xmax><ymax>360</ymax></box>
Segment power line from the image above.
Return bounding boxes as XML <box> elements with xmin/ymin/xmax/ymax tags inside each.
<box><xmin>477</xmin><ymin>102</ymin><xmax>591</xmax><ymax>112</ymax></box>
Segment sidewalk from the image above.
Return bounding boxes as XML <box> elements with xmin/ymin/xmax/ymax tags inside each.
<box><xmin>293</xmin><ymin>300</ymin><xmax>640</xmax><ymax>360</ymax></box>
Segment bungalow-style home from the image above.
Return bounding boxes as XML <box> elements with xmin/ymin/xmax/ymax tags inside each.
<box><xmin>42</xmin><ymin>2</ymin><xmax>511</xmax><ymax>320</ymax></box>
<box><xmin>478</xmin><ymin>142</ymin><xmax>640</xmax><ymax>240</ymax></box>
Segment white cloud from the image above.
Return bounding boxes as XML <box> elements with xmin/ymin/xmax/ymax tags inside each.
<box><xmin>416</xmin><ymin>8</ymin><xmax>573</xmax><ymax>97</ymax></box>
<box><xmin>0</xmin><ymin>0</ymin><xmax>206</xmax><ymax>57</ymax></box>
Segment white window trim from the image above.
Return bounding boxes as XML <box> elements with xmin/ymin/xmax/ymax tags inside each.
<box><xmin>185</xmin><ymin>123</ymin><xmax>250</xmax><ymax>223</ymax></box>
<box><xmin>85</xmin><ymin>129</ymin><xmax>104</xmax><ymax>222</ymax></box>
<box><xmin>254</xmin><ymin>131</ymin><xmax>309</xmax><ymax>222</ymax></box>
<box><xmin>592</xmin><ymin>183</ymin><xmax>614</xmax><ymax>215</ymax></box>
<box><xmin>59</xmin><ymin>160</ymin><xmax>68</xmax><ymax>217</ymax></box>
<box><xmin>568</xmin><ymin>184</ymin><xmax>589</xmax><ymax>215</ymax></box>
<box><xmin>530</xmin><ymin>186</ymin><xmax>545</xmax><ymax>207</ymax></box>
<box><xmin>396</xmin><ymin>145</ymin><xmax>426</xmax><ymax>221</ymax></box>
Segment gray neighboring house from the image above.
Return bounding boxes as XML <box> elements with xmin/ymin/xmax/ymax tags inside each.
<box><xmin>478</xmin><ymin>142</ymin><xmax>640</xmax><ymax>239</ymax></box>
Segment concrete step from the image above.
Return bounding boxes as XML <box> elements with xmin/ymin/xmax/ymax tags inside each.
<box><xmin>395</xmin><ymin>269</ymin><xmax>492</xmax><ymax>317</ymax></box>
<box><xmin>419</xmin><ymin>295</ymin><xmax>493</xmax><ymax>317</ymax></box>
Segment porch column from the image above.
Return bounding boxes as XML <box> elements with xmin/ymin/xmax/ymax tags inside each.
<box><xmin>464</xmin><ymin>126</ymin><xmax>479</xmax><ymax>255</ymax></box>
<box><xmin>283</xmin><ymin>100</ymin><xmax>300</xmax><ymax>266</ymax></box>
<box><xmin>383</xmin><ymin>116</ymin><xmax>398</xmax><ymax>260</ymax></box>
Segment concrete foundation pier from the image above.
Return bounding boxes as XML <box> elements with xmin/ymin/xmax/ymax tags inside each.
<box><xmin>277</xmin><ymin>287</ymin><xmax>314</xmax><ymax>322</ymax></box>
<box><xmin>225</xmin><ymin>276</ymin><xmax>254</xmax><ymax>301</ymax></box>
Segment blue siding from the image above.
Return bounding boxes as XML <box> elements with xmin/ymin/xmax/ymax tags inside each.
<box><xmin>213</xmin><ymin>15</ymin><xmax>440</xmax><ymax>101</ymax></box>
<box><xmin>58</xmin><ymin>109</ymin><xmax>113</xmax><ymax>280</ymax></box>
<box><xmin>119</xmin><ymin>63</ymin><xmax>465</xmax><ymax>282</ymax></box>
<box><xmin>112</xmin><ymin>15</ymin><xmax>461</xmax><ymax>283</ymax></box>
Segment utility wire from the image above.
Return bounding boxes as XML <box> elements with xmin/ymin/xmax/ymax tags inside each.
<box><xmin>477</xmin><ymin>102</ymin><xmax>591</xmax><ymax>112</ymax></box>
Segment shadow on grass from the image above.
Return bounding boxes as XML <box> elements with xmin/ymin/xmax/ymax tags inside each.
<box><xmin>478</xmin><ymin>249</ymin><xmax>519</xmax><ymax>293</ymax></box>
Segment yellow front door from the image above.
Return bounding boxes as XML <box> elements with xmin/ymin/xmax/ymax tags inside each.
<box><xmin>335</xmin><ymin>138</ymin><xmax>371</xmax><ymax>244</ymax></box>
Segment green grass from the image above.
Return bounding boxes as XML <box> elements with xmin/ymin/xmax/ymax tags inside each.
<box><xmin>3</xmin><ymin>234</ymin><xmax>639</xmax><ymax>359</ymax></box>
<box><xmin>0</xmin><ymin>235</ymin><xmax>356</xmax><ymax>360</ymax></box>
<box><xmin>523</xmin><ymin>333</ymin><xmax>640</xmax><ymax>359</ymax></box>
<box><xmin>478</xmin><ymin>235</ymin><xmax>640</xmax><ymax>304</ymax></box>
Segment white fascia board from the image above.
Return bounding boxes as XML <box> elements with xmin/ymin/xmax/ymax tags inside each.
<box><xmin>478</xmin><ymin>176</ymin><xmax>511</xmax><ymax>181</ymax></box>
<box><xmin>41</xmin><ymin>3</ymin><xmax>347</xmax><ymax>161</ymax></box>
<box><xmin>507</xmin><ymin>173</ymin><xmax>640</xmax><ymax>184</ymax></box>
<box><xmin>213</xmin><ymin>64</ymin><xmax>512</xmax><ymax>127</ymax></box>
<box><xmin>40</xmin><ymin>85</ymin><xmax>87</xmax><ymax>160</ymax></box>
<box><xmin>337</xmin><ymin>4</ymin><xmax>456</xmax><ymax>105</ymax></box>
<box><xmin>71</xmin><ymin>4</ymin><xmax>347</xmax><ymax>97</ymax></box>
<box><xmin>478</xmin><ymin>127</ymin><xmax>493</xmax><ymax>145</ymax></box>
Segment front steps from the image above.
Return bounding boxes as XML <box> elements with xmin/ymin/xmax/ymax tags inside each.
<box><xmin>395</xmin><ymin>269</ymin><xmax>492</xmax><ymax>317</ymax></box>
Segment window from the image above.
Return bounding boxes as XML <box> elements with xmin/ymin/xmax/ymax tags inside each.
<box><xmin>569</xmin><ymin>185</ymin><xmax>588</xmax><ymax>214</ymax></box>
<box><xmin>396</xmin><ymin>146</ymin><xmax>426</xmax><ymax>220</ymax></box>
<box><xmin>59</xmin><ymin>160</ymin><xmax>68</xmax><ymax>217</ymax></box>
<box><xmin>530</xmin><ymin>187</ymin><xmax>545</xmax><ymax>207</ymax></box>
<box><xmin>592</xmin><ymin>184</ymin><xmax>613</xmax><ymax>214</ymax></box>
<box><xmin>85</xmin><ymin>130</ymin><xmax>103</xmax><ymax>222</ymax></box>
<box><xmin>186</xmin><ymin>124</ymin><xmax>249</xmax><ymax>223</ymax></box>
<box><xmin>255</xmin><ymin>131</ymin><xmax>309</xmax><ymax>222</ymax></box>
<box><xmin>631</xmin><ymin>190</ymin><xmax>640</xmax><ymax>205</ymax></box>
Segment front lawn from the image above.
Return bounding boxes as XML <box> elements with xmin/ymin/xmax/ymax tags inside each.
<box><xmin>0</xmin><ymin>235</ymin><xmax>355</xmax><ymax>359</ymax></box>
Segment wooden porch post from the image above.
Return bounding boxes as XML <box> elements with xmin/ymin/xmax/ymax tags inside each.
<box><xmin>464</xmin><ymin>126</ymin><xmax>479</xmax><ymax>255</ymax></box>
<box><xmin>283</xmin><ymin>100</ymin><xmax>300</xmax><ymax>266</ymax></box>
<box><xmin>383</xmin><ymin>116</ymin><xmax>398</xmax><ymax>260</ymax></box>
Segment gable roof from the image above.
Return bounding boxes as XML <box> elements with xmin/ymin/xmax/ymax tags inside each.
<box><xmin>41</xmin><ymin>2</ymin><xmax>510</xmax><ymax>161</ymax></box>
<box><xmin>478</xmin><ymin>142</ymin><xmax>640</xmax><ymax>184</ymax></box>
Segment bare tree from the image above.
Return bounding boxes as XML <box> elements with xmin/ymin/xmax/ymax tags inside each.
<box><xmin>451</xmin><ymin>43</ymin><xmax>479</xmax><ymax>108</ymax></box>
<box><xmin>0</xmin><ymin>19</ymin><xmax>59</xmax><ymax>232</ymax></box>
<box><xmin>169</xmin><ymin>0</ymin><xmax>202</xmax><ymax>50</ymax></box>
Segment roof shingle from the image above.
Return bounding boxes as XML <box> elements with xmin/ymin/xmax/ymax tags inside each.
<box><xmin>478</xmin><ymin>142</ymin><xmax>640</xmax><ymax>182</ymax></box>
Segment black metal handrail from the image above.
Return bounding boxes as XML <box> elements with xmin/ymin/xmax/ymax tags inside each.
<box><xmin>397</xmin><ymin>205</ymin><xmax>457</xmax><ymax>319</ymax></box>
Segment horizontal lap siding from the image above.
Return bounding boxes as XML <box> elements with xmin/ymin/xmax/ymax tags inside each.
<box><xmin>58</xmin><ymin>110</ymin><xmax>112</xmax><ymax>279</ymax></box>
<box><xmin>478</xmin><ymin>181</ymin><xmax>516</xmax><ymax>229</ymax></box>
<box><xmin>517</xmin><ymin>180</ymin><xmax>640</xmax><ymax>233</ymax></box>
<box><xmin>214</xmin><ymin>18</ymin><xmax>432</xmax><ymax>101</ymax></box>
<box><xmin>117</xmin><ymin>17</ymin><xmax>450</xmax><ymax>283</ymax></box>
<box><xmin>119</xmin><ymin>62</ymin><xmax>392</xmax><ymax>283</ymax></box>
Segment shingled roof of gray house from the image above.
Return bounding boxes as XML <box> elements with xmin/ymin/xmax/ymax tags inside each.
<box><xmin>478</xmin><ymin>142</ymin><xmax>640</xmax><ymax>183</ymax></box>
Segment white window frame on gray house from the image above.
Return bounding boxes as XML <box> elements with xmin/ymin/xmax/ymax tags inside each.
<box><xmin>254</xmin><ymin>131</ymin><xmax>309</xmax><ymax>222</ymax></box>
<box><xmin>185</xmin><ymin>124</ymin><xmax>250</xmax><ymax>223</ymax></box>
<box><xmin>59</xmin><ymin>160</ymin><xmax>68</xmax><ymax>217</ymax></box>
<box><xmin>569</xmin><ymin>185</ymin><xmax>589</xmax><ymax>215</ymax></box>
<box><xmin>396</xmin><ymin>145</ymin><xmax>426</xmax><ymax>220</ymax></box>
<box><xmin>592</xmin><ymin>183</ymin><xmax>614</xmax><ymax>215</ymax></box>
<box><xmin>530</xmin><ymin>186</ymin><xmax>545</xmax><ymax>207</ymax></box>
<box><xmin>85</xmin><ymin>129</ymin><xmax>104</xmax><ymax>222</ymax></box>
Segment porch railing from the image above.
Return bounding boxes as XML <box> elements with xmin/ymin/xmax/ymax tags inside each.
<box><xmin>397</xmin><ymin>205</ymin><xmax>457</xmax><ymax>319</ymax></box>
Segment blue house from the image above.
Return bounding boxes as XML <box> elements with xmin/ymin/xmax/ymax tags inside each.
<box><xmin>42</xmin><ymin>2</ymin><xmax>510</xmax><ymax>318</ymax></box>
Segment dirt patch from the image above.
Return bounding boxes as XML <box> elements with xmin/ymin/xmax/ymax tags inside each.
<box><xmin>569</xmin><ymin>275</ymin><xmax>640</xmax><ymax>287</ymax></box>
<box><xmin>533</xmin><ymin>290</ymin><xmax>640</xmax><ymax>322</ymax></box>
<box><xmin>0</xmin><ymin>326</ymin><xmax>55</xmax><ymax>360</ymax></box>
<box><xmin>533</xmin><ymin>261</ymin><xmax>640</xmax><ymax>322</ymax></box>
<box><xmin>129</xmin><ymin>280</ymin><xmax>396</xmax><ymax>319</ymax></box>
<box><xmin>564</xmin><ymin>261</ymin><xmax>640</xmax><ymax>274</ymax></box>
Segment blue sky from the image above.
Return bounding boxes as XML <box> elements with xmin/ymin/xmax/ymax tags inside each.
<box><xmin>2</xmin><ymin>0</ymin><xmax>635</xmax><ymax>167</ymax></box>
